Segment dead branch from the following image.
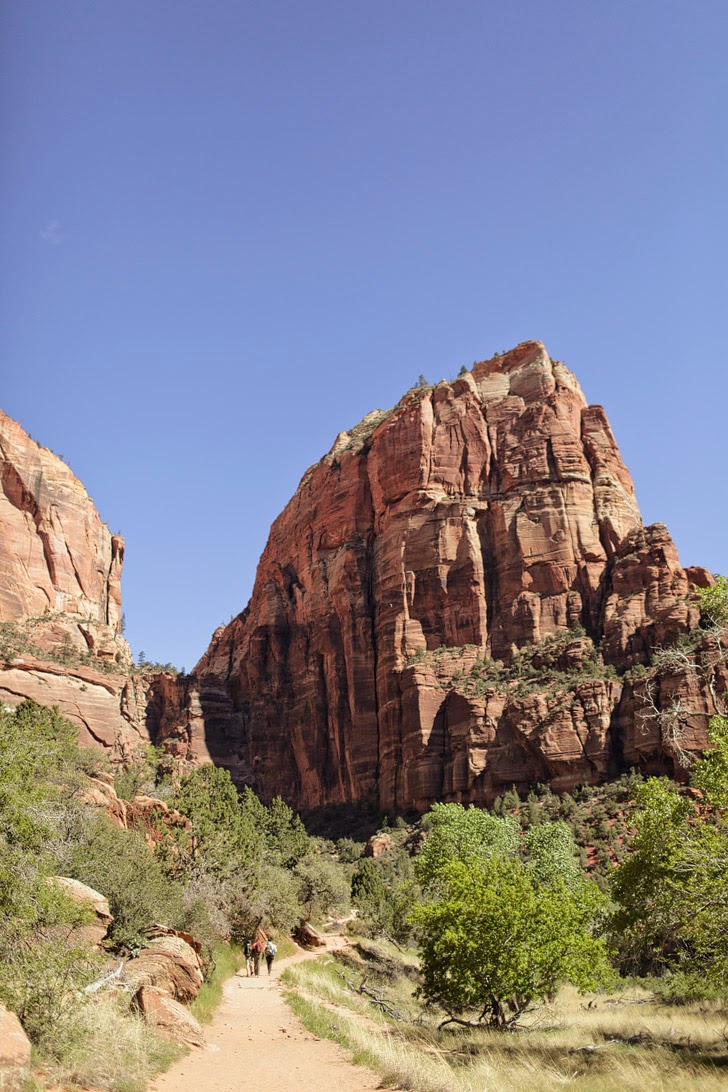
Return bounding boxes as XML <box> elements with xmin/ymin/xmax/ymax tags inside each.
<box><xmin>335</xmin><ymin>970</ymin><xmax>405</xmax><ymax>1020</ymax></box>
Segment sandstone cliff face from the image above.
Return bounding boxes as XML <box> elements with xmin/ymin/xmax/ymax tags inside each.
<box><xmin>0</xmin><ymin>409</ymin><xmax>125</xmax><ymax>659</ymax></box>
<box><xmin>196</xmin><ymin>341</ymin><xmax>717</xmax><ymax>811</ymax></box>
<box><xmin>0</xmin><ymin>411</ymin><xmax>200</xmax><ymax>760</ymax></box>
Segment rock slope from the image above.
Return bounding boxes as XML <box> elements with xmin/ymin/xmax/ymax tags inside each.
<box><xmin>195</xmin><ymin>342</ymin><xmax>719</xmax><ymax>810</ymax></box>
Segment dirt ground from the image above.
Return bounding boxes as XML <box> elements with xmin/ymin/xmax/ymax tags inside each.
<box><xmin>150</xmin><ymin>938</ymin><xmax>383</xmax><ymax>1092</ymax></box>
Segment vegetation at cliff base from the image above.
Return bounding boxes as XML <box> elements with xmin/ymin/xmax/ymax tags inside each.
<box><xmin>0</xmin><ymin>699</ymin><xmax>350</xmax><ymax>1090</ymax></box>
<box><xmin>4</xmin><ymin>693</ymin><xmax>728</xmax><ymax>1089</ymax></box>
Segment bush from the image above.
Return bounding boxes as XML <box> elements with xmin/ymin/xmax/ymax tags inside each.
<box><xmin>65</xmin><ymin>815</ymin><xmax>185</xmax><ymax>949</ymax></box>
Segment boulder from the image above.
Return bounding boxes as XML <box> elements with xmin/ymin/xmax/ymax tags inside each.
<box><xmin>133</xmin><ymin>986</ymin><xmax>205</xmax><ymax>1048</ymax></box>
<box><xmin>363</xmin><ymin>833</ymin><xmax>393</xmax><ymax>858</ymax></box>
<box><xmin>0</xmin><ymin>1003</ymin><xmax>31</xmax><ymax>1091</ymax></box>
<box><xmin>49</xmin><ymin>877</ymin><xmax>113</xmax><ymax>947</ymax></box>
<box><xmin>294</xmin><ymin>921</ymin><xmax>325</xmax><ymax>948</ymax></box>
<box><xmin>121</xmin><ymin>935</ymin><xmax>204</xmax><ymax>1002</ymax></box>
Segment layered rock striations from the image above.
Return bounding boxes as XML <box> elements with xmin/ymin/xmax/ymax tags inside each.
<box><xmin>196</xmin><ymin>342</ymin><xmax>718</xmax><ymax>810</ymax></box>
<box><xmin>0</xmin><ymin>409</ymin><xmax>123</xmax><ymax>656</ymax></box>
<box><xmin>0</xmin><ymin>410</ymin><xmax>201</xmax><ymax>758</ymax></box>
<box><xmin>1</xmin><ymin>343</ymin><xmax>721</xmax><ymax>813</ymax></box>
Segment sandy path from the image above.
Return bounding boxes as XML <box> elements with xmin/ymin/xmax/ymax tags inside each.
<box><xmin>150</xmin><ymin>939</ymin><xmax>382</xmax><ymax>1092</ymax></box>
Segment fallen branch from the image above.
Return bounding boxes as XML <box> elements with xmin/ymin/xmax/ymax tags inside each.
<box><xmin>84</xmin><ymin>961</ymin><xmax>125</xmax><ymax>994</ymax></box>
<box><xmin>335</xmin><ymin>970</ymin><xmax>405</xmax><ymax>1020</ymax></box>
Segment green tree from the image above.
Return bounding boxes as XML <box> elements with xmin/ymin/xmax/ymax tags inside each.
<box><xmin>610</xmin><ymin>715</ymin><xmax>728</xmax><ymax>987</ymax></box>
<box><xmin>294</xmin><ymin>855</ymin><xmax>350</xmax><ymax>920</ymax></box>
<box><xmin>698</xmin><ymin>575</ymin><xmax>728</xmax><ymax>626</ymax></box>
<box><xmin>411</xmin><ymin>853</ymin><xmax>609</xmax><ymax>1028</ymax></box>
<box><xmin>171</xmin><ymin>765</ymin><xmax>258</xmax><ymax>880</ymax></box>
<box><xmin>415</xmin><ymin>802</ymin><xmax>519</xmax><ymax>890</ymax></box>
<box><xmin>352</xmin><ymin>857</ymin><xmax>418</xmax><ymax>944</ymax></box>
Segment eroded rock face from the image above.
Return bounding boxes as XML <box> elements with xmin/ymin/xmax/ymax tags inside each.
<box><xmin>195</xmin><ymin>341</ymin><xmax>719</xmax><ymax>810</ymax></box>
<box><xmin>0</xmin><ymin>409</ymin><xmax>125</xmax><ymax>656</ymax></box>
<box><xmin>0</xmin><ymin>411</ymin><xmax>200</xmax><ymax>762</ymax></box>
<box><xmin>122</xmin><ymin>935</ymin><xmax>204</xmax><ymax>1003</ymax></box>
<box><xmin>133</xmin><ymin>985</ymin><xmax>205</xmax><ymax>1048</ymax></box>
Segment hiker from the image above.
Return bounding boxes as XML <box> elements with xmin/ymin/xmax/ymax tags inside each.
<box><xmin>251</xmin><ymin>935</ymin><xmax>265</xmax><ymax>976</ymax></box>
<box><xmin>264</xmin><ymin>937</ymin><xmax>277</xmax><ymax>976</ymax></box>
<box><xmin>244</xmin><ymin>938</ymin><xmax>254</xmax><ymax>977</ymax></box>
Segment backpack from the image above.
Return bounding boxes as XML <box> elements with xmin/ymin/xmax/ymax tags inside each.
<box><xmin>265</xmin><ymin>940</ymin><xmax>277</xmax><ymax>956</ymax></box>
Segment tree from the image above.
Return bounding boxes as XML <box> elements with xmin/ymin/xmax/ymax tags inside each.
<box><xmin>610</xmin><ymin>715</ymin><xmax>728</xmax><ymax>987</ymax></box>
<box><xmin>698</xmin><ymin>575</ymin><xmax>728</xmax><ymax>627</ymax></box>
<box><xmin>352</xmin><ymin>857</ymin><xmax>418</xmax><ymax>943</ymax></box>
<box><xmin>411</xmin><ymin>853</ymin><xmax>609</xmax><ymax>1028</ymax></box>
<box><xmin>411</xmin><ymin>803</ymin><xmax>609</xmax><ymax>1027</ymax></box>
<box><xmin>294</xmin><ymin>855</ymin><xmax>350</xmax><ymax>920</ymax></box>
<box><xmin>415</xmin><ymin>802</ymin><xmax>518</xmax><ymax>891</ymax></box>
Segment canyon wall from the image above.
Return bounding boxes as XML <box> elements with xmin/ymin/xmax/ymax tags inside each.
<box><xmin>0</xmin><ymin>410</ymin><xmax>203</xmax><ymax>759</ymax></box>
<box><xmin>195</xmin><ymin>342</ymin><xmax>720</xmax><ymax>810</ymax></box>
<box><xmin>1</xmin><ymin>342</ymin><xmax>722</xmax><ymax>813</ymax></box>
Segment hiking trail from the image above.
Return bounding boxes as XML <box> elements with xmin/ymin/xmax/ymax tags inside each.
<box><xmin>150</xmin><ymin>937</ymin><xmax>383</xmax><ymax>1092</ymax></box>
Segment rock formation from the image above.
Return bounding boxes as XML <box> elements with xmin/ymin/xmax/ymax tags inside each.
<box><xmin>1</xmin><ymin>342</ymin><xmax>722</xmax><ymax>814</ymax></box>
<box><xmin>194</xmin><ymin>341</ymin><xmax>720</xmax><ymax>811</ymax></box>
<box><xmin>0</xmin><ymin>410</ymin><xmax>201</xmax><ymax>761</ymax></box>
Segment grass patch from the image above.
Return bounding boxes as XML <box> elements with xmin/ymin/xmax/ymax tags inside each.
<box><xmin>191</xmin><ymin>941</ymin><xmax>246</xmax><ymax>1024</ymax></box>
<box><xmin>282</xmin><ymin>944</ymin><xmax>728</xmax><ymax>1092</ymax></box>
<box><xmin>275</xmin><ymin>935</ymin><xmax>298</xmax><ymax>960</ymax></box>
<box><xmin>33</xmin><ymin>994</ymin><xmax>185</xmax><ymax>1092</ymax></box>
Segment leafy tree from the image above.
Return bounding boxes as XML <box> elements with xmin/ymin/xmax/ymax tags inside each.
<box><xmin>352</xmin><ymin>857</ymin><xmax>418</xmax><ymax>944</ymax></box>
<box><xmin>265</xmin><ymin>796</ymin><xmax>312</xmax><ymax>868</ymax></box>
<box><xmin>294</xmin><ymin>855</ymin><xmax>350</xmax><ymax>920</ymax></box>
<box><xmin>171</xmin><ymin>765</ymin><xmax>258</xmax><ymax>880</ymax></box>
<box><xmin>698</xmin><ymin>575</ymin><xmax>728</xmax><ymax>626</ymax></box>
<box><xmin>415</xmin><ymin>802</ymin><xmax>519</xmax><ymax>890</ymax></box>
<box><xmin>610</xmin><ymin>715</ymin><xmax>728</xmax><ymax>987</ymax></box>
<box><xmin>411</xmin><ymin>853</ymin><xmax>609</xmax><ymax>1028</ymax></box>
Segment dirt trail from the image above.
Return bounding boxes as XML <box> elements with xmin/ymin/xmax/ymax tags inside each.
<box><xmin>150</xmin><ymin>938</ymin><xmax>382</xmax><ymax>1092</ymax></box>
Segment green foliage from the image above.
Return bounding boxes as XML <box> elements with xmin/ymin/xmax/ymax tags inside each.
<box><xmin>610</xmin><ymin>716</ymin><xmax>728</xmax><ymax>989</ymax></box>
<box><xmin>171</xmin><ymin>765</ymin><xmax>258</xmax><ymax>880</ymax></box>
<box><xmin>114</xmin><ymin>743</ymin><xmax>169</xmax><ymax>801</ymax></box>
<box><xmin>414</xmin><ymin>802</ymin><xmax>519</xmax><ymax>890</ymax></box>
<box><xmin>411</xmin><ymin>852</ymin><xmax>610</xmax><ymax>1028</ymax></box>
<box><xmin>65</xmin><ymin>814</ymin><xmax>185</xmax><ymax>949</ymax></box>
<box><xmin>264</xmin><ymin>795</ymin><xmax>312</xmax><ymax>868</ymax></box>
<box><xmin>351</xmin><ymin>856</ymin><xmax>419</xmax><ymax>944</ymax></box>
<box><xmin>294</xmin><ymin>854</ymin><xmax>350</xmax><ymax>920</ymax></box>
<box><xmin>697</xmin><ymin>574</ymin><xmax>728</xmax><ymax>626</ymax></box>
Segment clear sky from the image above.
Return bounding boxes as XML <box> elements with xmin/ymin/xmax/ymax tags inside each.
<box><xmin>2</xmin><ymin>1</ymin><xmax>726</xmax><ymax>672</ymax></box>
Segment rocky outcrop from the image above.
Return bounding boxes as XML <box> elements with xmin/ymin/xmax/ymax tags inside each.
<box><xmin>1</xmin><ymin>342</ymin><xmax>720</xmax><ymax>814</ymax></box>
<box><xmin>48</xmin><ymin>877</ymin><xmax>113</xmax><ymax>947</ymax></box>
<box><xmin>0</xmin><ymin>1004</ymin><xmax>31</xmax><ymax>1091</ymax></box>
<box><xmin>122</xmin><ymin>934</ymin><xmax>204</xmax><ymax>1003</ymax></box>
<box><xmin>0</xmin><ymin>410</ymin><xmax>202</xmax><ymax>762</ymax></box>
<box><xmin>0</xmin><ymin>409</ymin><xmax>125</xmax><ymax>658</ymax></box>
<box><xmin>133</xmin><ymin>986</ymin><xmax>205</xmax><ymax>1048</ymax></box>
<box><xmin>195</xmin><ymin>341</ymin><xmax>719</xmax><ymax>810</ymax></box>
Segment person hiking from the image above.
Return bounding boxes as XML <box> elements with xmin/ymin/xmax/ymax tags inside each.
<box><xmin>264</xmin><ymin>938</ymin><xmax>277</xmax><ymax>976</ymax></box>
<box><xmin>244</xmin><ymin>938</ymin><xmax>254</xmax><ymax>977</ymax></box>
<box><xmin>251</xmin><ymin>934</ymin><xmax>265</xmax><ymax>976</ymax></box>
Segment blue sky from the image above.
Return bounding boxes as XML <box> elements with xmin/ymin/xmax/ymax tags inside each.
<box><xmin>2</xmin><ymin>0</ymin><xmax>726</xmax><ymax>671</ymax></box>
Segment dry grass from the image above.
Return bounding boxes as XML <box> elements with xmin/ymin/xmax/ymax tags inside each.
<box><xmin>283</xmin><ymin>946</ymin><xmax>728</xmax><ymax>1092</ymax></box>
<box><xmin>36</xmin><ymin>993</ymin><xmax>184</xmax><ymax>1091</ymax></box>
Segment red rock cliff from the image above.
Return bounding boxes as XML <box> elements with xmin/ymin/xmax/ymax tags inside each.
<box><xmin>196</xmin><ymin>342</ymin><xmax>717</xmax><ymax>810</ymax></box>
<box><xmin>0</xmin><ymin>410</ymin><xmax>200</xmax><ymax>759</ymax></box>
